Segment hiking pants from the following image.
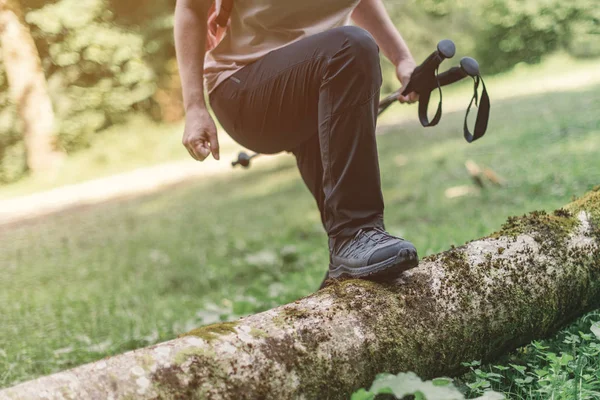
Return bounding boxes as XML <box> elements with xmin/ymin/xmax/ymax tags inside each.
<box><xmin>209</xmin><ymin>26</ymin><xmax>385</xmax><ymax>240</ymax></box>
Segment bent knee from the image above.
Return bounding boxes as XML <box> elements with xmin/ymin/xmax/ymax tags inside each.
<box><xmin>335</xmin><ymin>26</ymin><xmax>379</xmax><ymax>60</ymax></box>
<box><xmin>322</xmin><ymin>26</ymin><xmax>382</xmax><ymax>91</ymax></box>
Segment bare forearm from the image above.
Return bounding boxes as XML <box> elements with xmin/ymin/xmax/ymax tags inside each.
<box><xmin>351</xmin><ymin>0</ymin><xmax>413</xmax><ymax>66</ymax></box>
<box><xmin>174</xmin><ymin>0</ymin><xmax>210</xmax><ymax>112</ymax></box>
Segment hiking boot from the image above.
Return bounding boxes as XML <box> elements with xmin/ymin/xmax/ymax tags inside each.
<box><xmin>327</xmin><ymin>227</ymin><xmax>418</xmax><ymax>282</ymax></box>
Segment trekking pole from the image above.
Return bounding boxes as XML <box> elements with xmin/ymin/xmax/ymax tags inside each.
<box><xmin>232</xmin><ymin>40</ymin><xmax>490</xmax><ymax>168</ymax></box>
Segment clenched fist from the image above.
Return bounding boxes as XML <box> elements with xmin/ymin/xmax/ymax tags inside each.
<box><xmin>395</xmin><ymin>57</ymin><xmax>419</xmax><ymax>104</ymax></box>
<box><xmin>182</xmin><ymin>108</ymin><xmax>220</xmax><ymax>161</ymax></box>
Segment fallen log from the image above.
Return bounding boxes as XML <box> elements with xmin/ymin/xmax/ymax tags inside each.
<box><xmin>2</xmin><ymin>189</ymin><xmax>599</xmax><ymax>400</ymax></box>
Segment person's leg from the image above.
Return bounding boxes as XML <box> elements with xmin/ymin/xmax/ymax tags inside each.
<box><xmin>210</xmin><ymin>26</ymin><xmax>384</xmax><ymax>232</ymax></box>
<box><xmin>291</xmin><ymin>135</ymin><xmax>326</xmax><ymax>229</ymax></box>
<box><xmin>209</xmin><ymin>26</ymin><xmax>418</xmax><ymax>283</ymax></box>
<box><xmin>290</xmin><ymin>135</ymin><xmax>330</xmax><ymax>289</ymax></box>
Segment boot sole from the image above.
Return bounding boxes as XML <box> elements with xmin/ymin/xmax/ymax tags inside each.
<box><xmin>328</xmin><ymin>249</ymin><xmax>419</xmax><ymax>281</ymax></box>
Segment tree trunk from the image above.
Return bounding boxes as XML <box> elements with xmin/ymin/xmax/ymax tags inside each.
<box><xmin>0</xmin><ymin>0</ymin><xmax>61</xmax><ymax>174</ymax></box>
<box><xmin>1</xmin><ymin>189</ymin><xmax>599</xmax><ymax>400</ymax></box>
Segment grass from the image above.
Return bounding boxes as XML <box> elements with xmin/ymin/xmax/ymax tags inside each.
<box><xmin>1</xmin><ymin>54</ymin><xmax>600</xmax><ymax>395</ymax></box>
<box><xmin>458</xmin><ymin>312</ymin><xmax>600</xmax><ymax>399</ymax></box>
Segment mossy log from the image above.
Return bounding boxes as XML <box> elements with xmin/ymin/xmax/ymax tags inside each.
<box><xmin>2</xmin><ymin>189</ymin><xmax>600</xmax><ymax>400</ymax></box>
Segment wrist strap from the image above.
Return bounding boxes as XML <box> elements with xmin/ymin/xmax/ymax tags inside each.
<box><xmin>463</xmin><ymin>75</ymin><xmax>490</xmax><ymax>143</ymax></box>
<box><xmin>417</xmin><ymin>71</ymin><xmax>490</xmax><ymax>143</ymax></box>
<box><xmin>417</xmin><ymin>67</ymin><xmax>443</xmax><ymax>127</ymax></box>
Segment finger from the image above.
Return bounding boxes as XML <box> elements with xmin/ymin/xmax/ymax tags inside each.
<box><xmin>193</xmin><ymin>141</ymin><xmax>211</xmax><ymax>161</ymax></box>
<box><xmin>183</xmin><ymin>138</ymin><xmax>199</xmax><ymax>161</ymax></box>
<box><xmin>397</xmin><ymin>94</ymin><xmax>409</xmax><ymax>104</ymax></box>
<box><xmin>400</xmin><ymin>92</ymin><xmax>417</xmax><ymax>104</ymax></box>
<box><xmin>208</xmin><ymin>132</ymin><xmax>220</xmax><ymax>161</ymax></box>
<box><xmin>185</xmin><ymin>145</ymin><xmax>199</xmax><ymax>161</ymax></box>
<box><xmin>188</xmin><ymin>142</ymin><xmax>203</xmax><ymax>161</ymax></box>
<box><xmin>398</xmin><ymin>78</ymin><xmax>410</xmax><ymax>97</ymax></box>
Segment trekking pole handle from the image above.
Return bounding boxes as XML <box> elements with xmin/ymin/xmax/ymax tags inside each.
<box><xmin>380</xmin><ymin>55</ymin><xmax>480</xmax><ymax>115</ymax></box>
<box><xmin>436</xmin><ymin>57</ymin><xmax>480</xmax><ymax>86</ymax></box>
<box><xmin>378</xmin><ymin>39</ymin><xmax>456</xmax><ymax>115</ymax></box>
<box><xmin>400</xmin><ymin>39</ymin><xmax>456</xmax><ymax>96</ymax></box>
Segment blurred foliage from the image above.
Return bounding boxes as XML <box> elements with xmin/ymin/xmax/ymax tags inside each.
<box><xmin>0</xmin><ymin>55</ymin><xmax>26</xmax><ymax>183</ymax></box>
<box><xmin>380</xmin><ymin>0</ymin><xmax>479</xmax><ymax>93</ymax></box>
<box><xmin>24</xmin><ymin>0</ymin><xmax>157</xmax><ymax>150</ymax></box>
<box><xmin>0</xmin><ymin>0</ymin><xmax>598</xmax><ymax>183</ymax></box>
<box><xmin>380</xmin><ymin>0</ymin><xmax>599</xmax><ymax>90</ymax></box>
<box><xmin>473</xmin><ymin>0</ymin><xmax>600</xmax><ymax>73</ymax></box>
<box><xmin>0</xmin><ymin>0</ymin><xmax>176</xmax><ymax>183</ymax></box>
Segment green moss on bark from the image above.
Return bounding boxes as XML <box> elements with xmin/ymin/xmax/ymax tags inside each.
<box><xmin>179</xmin><ymin>321</ymin><xmax>238</xmax><ymax>342</ymax></box>
<box><xmin>150</xmin><ymin>349</ymin><xmax>227</xmax><ymax>399</ymax></box>
<box><xmin>489</xmin><ymin>209</ymin><xmax>578</xmax><ymax>240</ymax></box>
<box><xmin>281</xmin><ymin>305</ymin><xmax>311</xmax><ymax>320</ymax></box>
<box><xmin>249</xmin><ymin>328</ymin><xmax>268</xmax><ymax>338</ymax></box>
<box><xmin>567</xmin><ymin>189</ymin><xmax>600</xmax><ymax>237</ymax></box>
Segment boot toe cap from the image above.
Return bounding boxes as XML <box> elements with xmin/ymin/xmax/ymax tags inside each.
<box><xmin>368</xmin><ymin>240</ymin><xmax>418</xmax><ymax>265</ymax></box>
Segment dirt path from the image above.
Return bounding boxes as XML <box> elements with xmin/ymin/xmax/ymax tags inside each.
<box><xmin>0</xmin><ymin>151</ymin><xmax>286</xmax><ymax>226</ymax></box>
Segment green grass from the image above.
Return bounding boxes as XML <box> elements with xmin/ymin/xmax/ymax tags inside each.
<box><xmin>458</xmin><ymin>312</ymin><xmax>600</xmax><ymax>399</ymax></box>
<box><xmin>1</xmin><ymin>55</ymin><xmax>600</xmax><ymax>395</ymax></box>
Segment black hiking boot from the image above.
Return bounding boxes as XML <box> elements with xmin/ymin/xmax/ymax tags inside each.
<box><xmin>325</xmin><ymin>227</ymin><xmax>418</xmax><ymax>284</ymax></box>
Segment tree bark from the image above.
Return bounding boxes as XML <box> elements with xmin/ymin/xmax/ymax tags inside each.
<box><xmin>1</xmin><ymin>189</ymin><xmax>599</xmax><ymax>400</ymax></box>
<box><xmin>0</xmin><ymin>0</ymin><xmax>61</xmax><ymax>174</ymax></box>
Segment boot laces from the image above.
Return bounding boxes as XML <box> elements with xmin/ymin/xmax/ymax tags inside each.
<box><xmin>338</xmin><ymin>227</ymin><xmax>403</xmax><ymax>258</ymax></box>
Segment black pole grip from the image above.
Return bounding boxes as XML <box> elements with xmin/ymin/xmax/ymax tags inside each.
<box><xmin>436</xmin><ymin>66</ymin><xmax>467</xmax><ymax>87</ymax></box>
<box><xmin>379</xmin><ymin>40</ymin><xmax>456</xmax><ymax>115</ymax></box>
<box><xmin>401</xmin><ymin>39</ymin><xmax>455</xmax><ymax>96</ymax></box>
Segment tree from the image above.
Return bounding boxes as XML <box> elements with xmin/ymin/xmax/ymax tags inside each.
<box><xmin>1</xmin><ymin>188</ymin><xmax>599</xmax><ymax>399</ymax></box>
<box><xmin>0</xmin><ymin>0</ymin><xmax>61</xmax><ymax>175</ymax></box>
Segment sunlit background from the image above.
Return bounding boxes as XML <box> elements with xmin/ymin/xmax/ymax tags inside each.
<box><xmin>0</xmin><ymin>0</ymin><xmax>599</xmax><ymax>397</ymax></box>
